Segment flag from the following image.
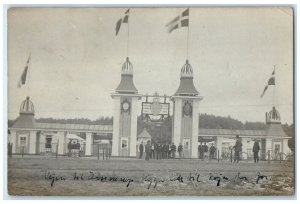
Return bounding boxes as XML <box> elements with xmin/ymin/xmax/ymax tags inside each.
<box><xmin>115</xmin><ymin>9</ymin><xmax>129</xmax><ymax>36</ymax></box>
<box><xmin>18</xmin><ymin>55</ymin><xmax>30</xmax><ymax>88</ymax></box>
<box><xmin>260</xmin><ymin>68</ymin><xmax>275</xmax><ymax>98</ymax></box>
<box><xmin>166</xmin><ymin>8</ymin><xmax>189</xmax><ymax>33</ymax></box>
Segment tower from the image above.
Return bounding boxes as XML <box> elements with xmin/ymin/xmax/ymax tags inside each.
<box><xmin>111</xmin><ymin>57</ymin><xmax>141</xmax><ymax>157</ymax></box>
<box><xmin>10</xmin><ymin>96</ymin><xmax>37</xmax><ymax>154</ymax></box>
<box><xmin>172</xmin><ymin>60</ymin><xmax>203</xmax><ymax>158</ymax></box>
<box><xmin>264</xmin><ymin>106</ymin><xmax>289</xmax><ymax>158</ymax></box>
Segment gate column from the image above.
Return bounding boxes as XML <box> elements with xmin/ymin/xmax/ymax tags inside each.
<box><xmin>171</xmin><ymin>60</ymin><xmax>203</xmax><ymax>158</ymax></box>
<box><xmin>85</xmin><ymin>132</ymin><xmax>93</xmax><ymax>156</ymax></box>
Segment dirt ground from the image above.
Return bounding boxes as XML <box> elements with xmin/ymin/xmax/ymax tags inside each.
<box><xmin>7</xmin><ymin>156</ymin><xmax>295</xmax><ymax>196</ymax></box>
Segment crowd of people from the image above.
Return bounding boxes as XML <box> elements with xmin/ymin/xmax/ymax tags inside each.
<box><xmin>139</xmin><ymin>135</ymin><xmax>261</xmax><ymax>163</ymax></box>
<box><xmin>139</xmin><ymin>141</ymin><xmax>183</xmax><ymax>160</ymax></box>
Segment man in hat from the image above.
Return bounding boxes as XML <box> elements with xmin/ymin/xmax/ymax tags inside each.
<box><xmin>233</xmin><ymin>135</ymin><xmax>242</xmax><ymax>163</ymax></box>
<box><xmin>209</xmin><ymin>143</ymin><xmax>216</xmax><ymax>161</ymax></box>
<box><xmin>139</xmin><ymin>142</ymin><xmax>144</xmax><ymax>159</ymax></box>
<box><xmin>145</xmin><ymin>140</ymin><xmax>151</xmax><ymax>161</ymax></box>
<box><xmin>253</xmin><ymin>139</ymin><xmax>260</xmax><ymax>163</ymax></box>
<box><xmin>178</xmin><ymin>143</ymin><xmax>183</xmax><ymax>158</ymax></box>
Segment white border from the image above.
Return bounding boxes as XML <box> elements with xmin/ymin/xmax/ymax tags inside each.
<box><xmin>1</xmin><ymin>0</ymin><xmax>299</xmax><ymax>202</ymax></box>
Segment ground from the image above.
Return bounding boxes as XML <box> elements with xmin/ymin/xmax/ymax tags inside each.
<box><xmin>7</xmin><ymin>156</ymin><xmax>294</xmax><ymax>196</ymax></box>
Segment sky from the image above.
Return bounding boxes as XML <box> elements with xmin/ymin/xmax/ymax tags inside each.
<box><xmin>7</xmin><ymin>7</ymin><xmax>294</xmax><ymax>124</ymax></box>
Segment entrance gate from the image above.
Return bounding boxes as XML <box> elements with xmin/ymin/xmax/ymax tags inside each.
<box><xmin>111</xmin><ymin>58</ymin><xmax>203</xmax><ymax>158</ymax></box>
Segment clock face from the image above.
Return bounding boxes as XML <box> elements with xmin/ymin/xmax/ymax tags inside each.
<box><xmin>122</xmin><ymin>100</ymin><xmax>130</xmax><ymax>112</ymax></box>
<box><xmin>183</xmin><ymin>103</ymin><xmax>192</xmax><ymax>116</ymax></box>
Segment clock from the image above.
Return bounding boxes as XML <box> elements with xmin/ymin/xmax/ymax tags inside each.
<box><xmin>121</xmin><ymin>100</ymin><xmax>130</xmax><ymax>112</ymax></box>
<box><xmin>183</xmin><ymin>102</ymin><xmax>192</xmax><ymax>116</ymax></box>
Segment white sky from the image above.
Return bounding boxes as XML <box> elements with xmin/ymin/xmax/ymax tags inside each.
<box><xmin>7</xmin><ymin>7</ymin><xmax>294</xmax><ymax>124</ymax></box>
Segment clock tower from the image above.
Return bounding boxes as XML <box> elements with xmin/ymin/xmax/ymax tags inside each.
<box><xmin>171</xmin><ymin>60</ymin><xmax>203</xmax><ymax>158</ymax></box>
<box><xmin>111</xmin><ymin>57</ymin><xmax>141</xmax><ymax>157</ymax></box>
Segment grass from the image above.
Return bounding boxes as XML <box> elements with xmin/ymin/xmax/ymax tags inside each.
<box><xmin>7</xmin><ymin>156</ymin><xmax>295</xmax><ymax>196</ymax></box>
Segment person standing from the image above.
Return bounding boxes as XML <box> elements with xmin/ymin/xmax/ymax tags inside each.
<box><xmin>139</xmin><ymin>142</ymin><xmax>144</xmax><ymax>159</ymax></box>
<box><xmin>178</xmin><ymin>143</ymin><xmax>183</xmax><ymax>158</ymax></box>
<box><xmin>168</xmin><ymin>143</ymin><xmax>171</xmax><ymax>159</ymax></box>
<box><xmin>233</xmin><ymin>135</ymin><xmax>242</xmax><ymax>163</ymax></box>
<box><xmin>157</xmin><ymin>143</ymin><xmax>162</xmax><ymax>160</ymax></box>
<box><xmin>68</xmin><ymin>141</ymin><xmax>72</xmax><ymax>157</ymax></box>
<box><xmin>198</xmin><ymin>142</ymin><xmax>204</xmax><ymax>159</ymax></box>
<box><xmin>203</xmin><ymin>142</ymin><xmax>208</xmax><ymax>159</ymax></box>
<box><xmin>171</xmin><ymin>143</ymin><xmax>176</xmax><ymax>158</ymax></box>
<box><xmin>145</xmin><ymin>141</ymin><xmax>151</xmax><ymax>161</ymax></box>
<box><xmin>151</xmin><ymin>142</ymin><xmax>155</xmax><ymax>159</ymax></box>
<box><xmin>253</xmin><ymin>139</ymin><xmax>260</xmax><ymax>163</ymax></box>
<box><xmin>209</xmin><ymin>143</ymin><xmax>216</xmax><ymax>161</ymax></box>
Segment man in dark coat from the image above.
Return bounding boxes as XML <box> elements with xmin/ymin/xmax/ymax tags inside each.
<box><xmin>157</xmin><ymin>143</ymin><xmax>162</xmax><ymax>160</ymax></box>
<box><xmin>145</xmin><ymin>141</ymin><xmax>151</xmax><ymax>161</ymax></box>
<box><xmin>203</xmin><ymin>142</ymin><xmax>208</xmax><ymax>159</ymax></box>
<box><xmin>253</xmin><ymin>139</ymin><xmax>260</xmax><ymax>163</ymax></box>
<box><xmin>199</xmin><ymin>142</ymin><xmax>204</xmax><ymax>159</ymax></box>
<box><xmin>171</xmin><ymin>143</ymin><xmax>176</xmax><ymax>158</ymax></box>
<box><xmin>209</xmin><ymin>143</ymin><xmax>216</xmax><ymax>160</ymax></box>
<box><xmin>178</xmin><ymin>143</ymin><xmax>183</xmax><ymax>158</ymax></box>
<box><xmin>233</xmin><ymin>135</ymin><xmax>242</xmax><ymax>163</ymax></box>
<box><xmin>139</xmin><ymin>142</ymin><xmax>144</xmax><ymax>159</ymax></box>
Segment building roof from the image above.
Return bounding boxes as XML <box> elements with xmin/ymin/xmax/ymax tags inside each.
<box><xmin>198</xmin><ymin>127</ymin><xmax>290</xmax><ymax>138</ymax></box>
<box><xmin>266</xmin><ymin>123</ymin><xmax>288</xmax><ymax>137</ymax></box>
<box><xmin>11</xmin><ymin>122</ymin><xmax>112</xmax><ymax>133</ymax></box>
<box><xmin>198</xmin><ymin>128</ymin><xmax>266</xmax><ymax>137</ymax></box>
<box><xmin>12</xmin><ymin>114</ymin><xmax>37</xmax><ymax>129</ymax></box>
<box><xmin>137</xmin><ymin>128</ymin><xmax>152</xmax><ymax>139</ymax></box>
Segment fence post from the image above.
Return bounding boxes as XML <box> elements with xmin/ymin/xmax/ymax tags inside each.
<box><xmin>268</xmin><ymin>150</ymin><xmax>270</xmax><ymax>164</ymax></box>
<box><xmin>103</xmin><ymin>148</ymin><xmax>105</xmax><ymax>160</ymax></box>
<box><xmin>22</xmin><ymin>146</ymin><xmax>24</xmax><ymax>158</ymax></box>
<box><xmin>217</xmin><ymin>150</ymin><xmax>219</xmax><ymax>163</ymax></box>
<box><xmin>97</xmin><ymin>144</ymin><xmax>100</xmax><ymax>160</ymax></box>
<box><xmin>230</xmin><ymin>148</ymin><xmax>232</xmax><ymax>163</ymax></box>
<box><xmin>56</xmin><ymin>140</ymin><xmax>59</xmax><ymax>159</ymax></box>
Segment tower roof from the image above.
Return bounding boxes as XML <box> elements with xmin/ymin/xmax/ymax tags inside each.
<box><xmin>20</xmin><ymin>96</ymin><xmax>35</xmax><ymax>115</ymax></box>
<box><xmin>265</xmin><ymin>107</ymin><xmax>288</xmax><ymax>137</ymax></box>
<box><xmin>266</xmin><ymin>106</ymin><xmax>281</xmax><ymax>124</ymax></box>
<box><xmin>12</xmin><ymin>96</ymin><xmax>36</xmax><ymax>129</ymax></box>
<box><xmin>175</xmin><ymin>60</ymin><xmax>199</xmax><ymax>96</ymax></box>
<box><xmin>115</xmin><ymin>57</ymin><xmax>138</xmax><ymax>94</ymax></box>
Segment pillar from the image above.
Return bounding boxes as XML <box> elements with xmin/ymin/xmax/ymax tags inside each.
<box><xmin>282</xmin><ymin>139</ymin><xmax>289</xmax><ymax>159</ymax></box>
<box><xmin>191</xmin><ymin>100</ymin><xmax>199</xmax><ymax>158</ymax></box>
<box><xmin>242</xmin><ymin>137</ymin><xmax>248</xmax><ymax>159</ymax></box>
<box><xmin>112</xmin><ymin>96</ymin><xmax>120</xmax><ymax>156</ymax></box>
<box><xmin>216</xmin><ymin>136</ymin><xmax>223</xmax><ymax>159</ymax></box>
<box><xmin>266</xmin><ymin>138</ymin><xmax>272</xmax><ymax>156</ymax></box>
<box><xmin>57</xmin><ymin>131</ymin><xmax>66</xmax><ymax>155</ymax></box>
<box><xmin>10</xmin><ymin>130</ymin><xmax>17</xmax><ymax>154</ymax></box>
<box><xmin>173</xmin><ymin>98</ymin><xmax>182</xmax><ymax>149</ymax></box>
<box><xmin>85</xmin><ymin>132</ymin><xmax>93</xmax><ymax>156</ymax></box>
<box><xmin>129</xmin><ymin>97</ymin><xmax>138</xmax><ymax>157</ymax></box>
<box><xmin>29</xmin><ymin>131</ymin><xmax>37</xmax><ymax>154</ymax></box>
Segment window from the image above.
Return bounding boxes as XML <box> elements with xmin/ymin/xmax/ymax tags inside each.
<box><xmin>20</xmin><ymin>137</ymin><xmax>27</xmax><ymax>146</ymax></box>
<box><xmin>121</xmin><ymin>138</ymin><xmax>128</xmax><ymax>149</ymax></box>
<box><xmin>45</xmin><ymin>136</ymin><xmax>52</xmax><ymax>148</ymax></box>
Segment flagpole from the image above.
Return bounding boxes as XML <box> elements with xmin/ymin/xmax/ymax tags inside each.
<box><xmin>186</xmin><ymin>8</ymin><xmax>190</xmax><ymax>60</ymax></box>
<box><xmin>273</xmin><ymin>65</ymin><xmax>275</xmax><ymax>107</ymax></box>
<box><xmin>27</xmin><ymin>53</ymin><xmax>31</xmax><ymax>97</ymax></box>
<box><xmin>126</xmin><ymin>10</ymin><xmax>130</xmax><ymax>58</ymax></box>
